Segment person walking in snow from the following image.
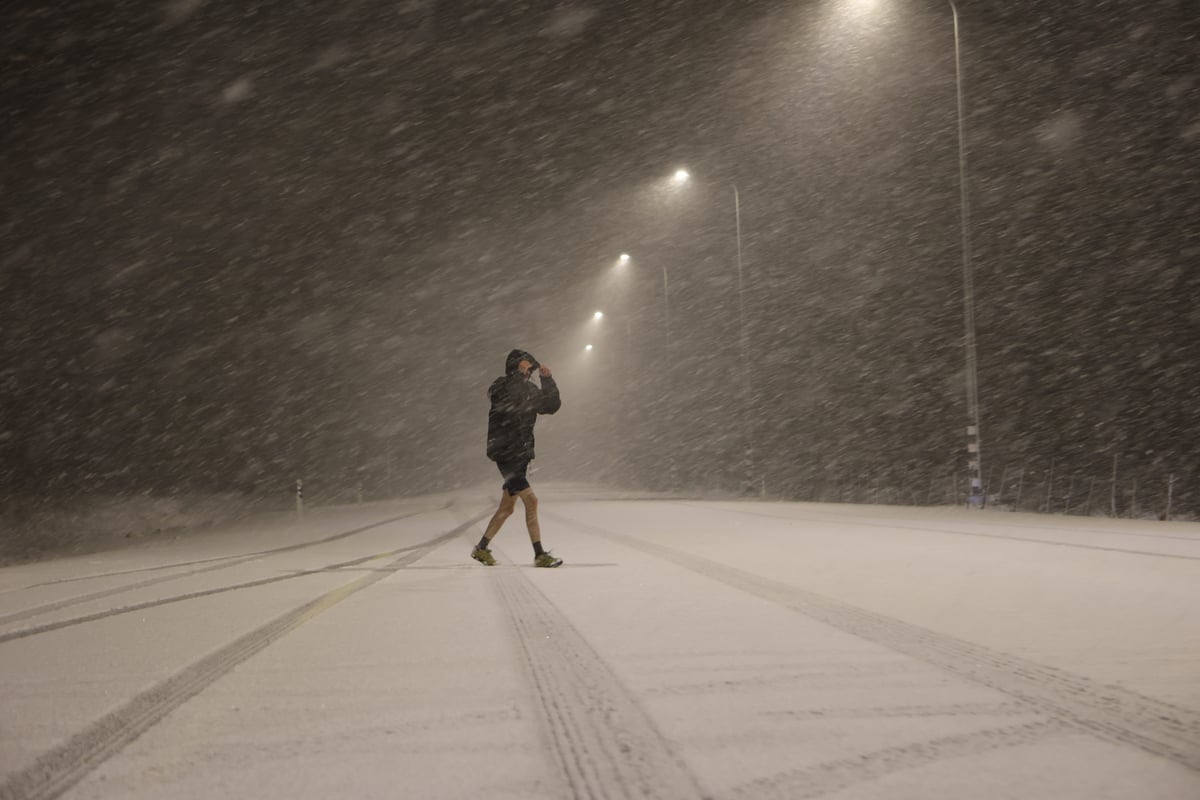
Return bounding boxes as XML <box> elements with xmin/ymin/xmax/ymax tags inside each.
<box><xmin>472</xmin><ymin>349</ymin><xmax>563</xmax><ymax>567</ymax></box>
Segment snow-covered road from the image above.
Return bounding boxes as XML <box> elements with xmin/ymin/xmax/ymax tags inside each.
<box><xmin>2</xmin><ymin>487</ymin><xmax>1198</xmax><ymax>799</ymax></box>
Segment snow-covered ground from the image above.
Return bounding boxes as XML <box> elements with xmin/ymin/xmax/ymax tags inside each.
<box><xmin>2</xmin><ymin>486</ymin><xmax>1198</xmax><ymax>799</ymax></box>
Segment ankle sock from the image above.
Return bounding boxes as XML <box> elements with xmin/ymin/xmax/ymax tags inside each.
<box><xmin>533</xmin><ymin>541</ymin><xmax>545</xmax><ymax>557</ymax></box>
<box><xmin>476</xmin><ymin>536</ymin><xmax>490</xmax><ymax>551</ymax></box>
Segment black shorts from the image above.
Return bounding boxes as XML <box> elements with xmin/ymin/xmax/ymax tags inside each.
<box><xmin>496</xmin><ymin>460</ymin><xmax>530</xmax><ymax>495</ymax></box>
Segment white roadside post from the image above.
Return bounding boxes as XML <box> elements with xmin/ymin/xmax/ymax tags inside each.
<box><xmin>1165</xmin><ymin>473</ymin><xmax>1175</xmax><ymax>521</ymax></box>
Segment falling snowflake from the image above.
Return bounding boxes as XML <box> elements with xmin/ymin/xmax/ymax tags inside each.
<box><xmin>219</xmin><ymin>77</ymin><xmax>254</xmax><ymax>104</ymax></box>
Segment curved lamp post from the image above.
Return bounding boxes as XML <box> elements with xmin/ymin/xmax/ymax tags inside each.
<box><xmin>949</xmin><ymin>1</ymin><xmax>983</xmax><ymax>507</ymax></box>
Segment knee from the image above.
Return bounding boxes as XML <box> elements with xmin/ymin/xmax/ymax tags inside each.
<box><xmin>520</xmin><ymin>491</ymin><xmax>538</xmax><ymax>510</ymax></box>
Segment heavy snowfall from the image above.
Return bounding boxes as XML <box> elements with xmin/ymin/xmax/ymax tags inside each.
<box><xmin>1</xmin><ymin>0</ymin><xmax>1198</xmax><ymax>796</ymax></box>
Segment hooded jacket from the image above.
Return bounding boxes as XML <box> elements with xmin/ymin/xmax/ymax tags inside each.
<box><xmin>486</xmin><ymin>349</ymin><xmax>561</xmax><ymax>462</ymax></box>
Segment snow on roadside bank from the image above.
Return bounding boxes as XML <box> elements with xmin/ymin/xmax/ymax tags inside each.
<box><xmin>0</xmin><ymin>493</ymin><xmax>265</xmax><ymax>565</ymax></box>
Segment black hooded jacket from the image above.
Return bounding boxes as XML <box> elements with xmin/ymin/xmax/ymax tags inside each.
<box><xmin>486</xmin><ymin>349</ymin><xmax>561</xmax><ymax>462</ymax></box>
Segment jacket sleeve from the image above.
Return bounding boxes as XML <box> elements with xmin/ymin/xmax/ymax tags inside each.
<box><xmin>488</xmin><ymin>379</ymin><xmax>509</xmax><ymax>410</ymax></box>
<box><xmin>536</xmin><ymin>375</ymin><xmax>561</xmax><ymax>414</ymax></box>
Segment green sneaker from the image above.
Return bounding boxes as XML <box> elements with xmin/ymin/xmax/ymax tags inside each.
<box><xmin>534</xmin><ymin>552</ymin><xmax>563</xmax><ymax>568</ymax></box>
<box><xmin>471</xmin><ymin>547</ymin><xmax>496</xmax><ymax>566</ymax></box>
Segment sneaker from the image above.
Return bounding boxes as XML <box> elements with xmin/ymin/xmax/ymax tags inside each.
<box><xmin>471</xmin><ymin>547</ymin><xmax>496</xmax><ymax>566</ymax></box>
<box><xmin>534</xmin><ymin>552</ymin><xmax>563</xmax><ymax>568</ymax></box>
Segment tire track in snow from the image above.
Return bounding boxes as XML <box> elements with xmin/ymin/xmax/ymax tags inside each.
<box><xmin>0</xmin><ymin>513</ymin><xmax>486</xmax><ymax>800</ymax></box>
<box><xmin>672</xmin><ymin>503</ymin><xmax>1200</xmax><ymax>561</ymax></box>
<box><xmin>760</xmin><ymin>700</ymin><xmax>1032</xmax><ymax>720</ymax></box>
<box><xmin>0</xmin><ymin>540</ymin><xmax>440</xmax><ymax>645</ymax></box>
<box><xmin>490</xmin><ymin>562</ymin><xmax>708</xmax><ymax>800</ymax></box>
<box><xmin>549</xmin><ymin>513</ymin><xmax>1200</xmax><ymax>775</ymax></box>
<box><xmin>726</xmin><ymin>719</ymin><xmax>1064</xmax><ymax>799</ymax></box>
<box><xmin>0</xmin><ymin>505</ymin><xmax>448</xmax><ymax>627</ymax></box>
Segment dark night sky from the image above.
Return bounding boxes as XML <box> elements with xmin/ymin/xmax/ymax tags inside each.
<box><xmin>1</xmin><ymin>0</ymin><xmax>1197</xmax><ymax>509</ymax></box>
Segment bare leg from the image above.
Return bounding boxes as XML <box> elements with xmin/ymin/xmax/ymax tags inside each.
<box><xmin>482</xmin><ymin>491</ymin><xmax>517</xmax><ymax>544</ymax></box>
<box><xmin>518</xmin><ymin>488</ymin><xmax>540</xmax><ymax>544</ymax></box>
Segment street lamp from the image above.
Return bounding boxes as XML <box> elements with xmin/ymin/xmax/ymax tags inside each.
<box><xmin>948</xmin><ymin>0</ymin><xmax>984</xmax><ymax>507</ymax></box>
<box><xmin>669</xmin><ymin>168</ymin><xmax>753</xmax><ymax>491</ymax></box>
<box><xmin>593</xmin><ymin>310</ymin><xmax>604</xmax><ymax>321</ymax></box>
<box><xmin>830</xmin><ymin>0</ymin><xmax>981</xmax><ymax>506</ymax></box>
<box><xmin>607</xmin><ymin>252</ymin><xmax>673</xmax><ymax>487</ymax></box>
<box><xmin>613</xmin><ymin>253</ymin><xmax>669</xmax><ymax>349</ymax></box>
<box><xmin>667</xmin><ymin>169</ymin><xmax>746</xmax><ymax>366</ymax></box>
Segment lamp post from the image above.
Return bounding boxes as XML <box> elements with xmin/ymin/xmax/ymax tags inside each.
<box><xmin>614</xmin><ymin>253</ymin><xmax>668</xmax><ymax>353</ymax></box>
<box><xmin>671</xmin><ymin>169</ymin><xmax>754</xmax><ymax>492</ymax></box>
<box><xmin>670</xmin><ymin>171</ymin><xmax>745</xmax><ymax>351</ymax></box>
<box><xmin>841</xmin><ymin>0</ymin><xmax>982</xmax><ymax>506</ymax></box>
<box><xmin>588</xmin><ymin>308</ymin><xmax>638</xmax><ymax>484</ymax></box>
<box><xmin>611</xmin><ymin>252</ymin><xmax>676</xmax><ymax>487</ymax></box>
<box><xmin>949</xmin><ymin>0</ymin><xmax>984</xmax><ymax>507</ymax></box>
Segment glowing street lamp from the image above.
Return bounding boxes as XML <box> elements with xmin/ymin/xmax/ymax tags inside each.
<box><xmin>593</xmin><ymin>311</ymin><xmax>604</xmax><ymax>321</ymax></box>
<box><xmin>839</xmin><ymin>0</ymin><xmax>982</xmax><ymax>506</ymax></box>
<box><xmin>949</xmin><ymin>0</ymin><xmax>984</xmax><ymax>508</ymax></box>
<box><xmin>612</xmin><ymin>251</ymin><xmax>668</xmax><ymax>344</ymax></box>
<box><xmin>584</xmin><ymin>344</ymin><xmax>593</xmax><ymax>352</ymax></box>
<box><xmin>667</xmin><ymin>168</ymin><xmax>744</xmax><ymax>358</ymax></box>
<box><xmin>669</xmin><ymin>166</ymin><xmax>751</xmax><ymax>489</ymax></box>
